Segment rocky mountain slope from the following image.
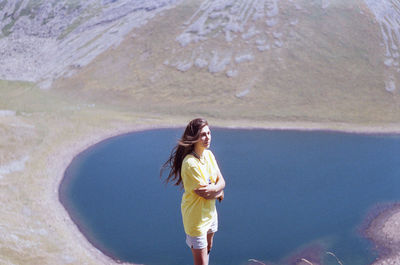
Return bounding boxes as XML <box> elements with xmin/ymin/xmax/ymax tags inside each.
<box><xmin>1</xmin><ymin>0</ymin><xmax>400</xmax><ymax>122</ymax></box>
<box><xmin>0</xmin><ymin>0</ymin><xmax>179</xmax><ymax>88</ymax></box>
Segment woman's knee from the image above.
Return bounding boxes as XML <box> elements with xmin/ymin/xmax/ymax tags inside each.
<box><xmin>207</xmin><ymin>233</ymin><xmax>214</xmax><ymax>253</ymax></box>
<box><xmin>191</xmin><ymin>247</ymin><xmax>208</xmax><ymax>265</ymax></box>
<box><xmin>207</xmin><ymin>241</ymin><xmax>213</xmax><ymax>253</ymax></box>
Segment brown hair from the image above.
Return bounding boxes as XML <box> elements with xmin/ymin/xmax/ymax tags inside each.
<box><xmin>161</xmin><ymin>118</ymin><xmax>208</xmax><ymax>187</ymax></box>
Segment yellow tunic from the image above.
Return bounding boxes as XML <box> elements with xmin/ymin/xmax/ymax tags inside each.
<box><xmin>181</xmin><ymin>149</ymin><xmax>220</xmax><ymax>237</ymax></box>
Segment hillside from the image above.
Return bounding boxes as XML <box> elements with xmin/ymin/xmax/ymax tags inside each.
<box><xmin>0</xmin><ymin>0</ymin><xmax>399</xmax><ymax>123</ymax></box>
<box><xmin>51</xmin><ymin>0</ymin><xmax>400</xmax><ymax>123</ymax></box>
<box><xmin>0</xmin><ymin>0</ymin><xmax>179</xmax><ymax>88</ymax></box>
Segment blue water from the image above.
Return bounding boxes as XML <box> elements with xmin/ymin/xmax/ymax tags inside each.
<box><xmin>59</xmin><ymin>128</ymin><xmax>400</xmax><ymax>265</ymax></box>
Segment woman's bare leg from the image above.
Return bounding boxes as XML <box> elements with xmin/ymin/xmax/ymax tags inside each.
<box><xmin>207</xmin><ymin>233</ymin><xmax>215</xmax><ymax>254</ymax></box>
<box><xmin>191</xmin><ymin>248</ymin><xmax>209</xmax><ymax>265</ymax></box>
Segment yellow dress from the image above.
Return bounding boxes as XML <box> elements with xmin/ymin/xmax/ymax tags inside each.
<box><xmin>181</xmin><ymin>150</ymin><xmax>221</xmax><ymax>237</ymax></box>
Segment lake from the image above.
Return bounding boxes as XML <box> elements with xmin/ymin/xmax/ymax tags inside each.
<box><xmin>59</xmin><ymin>128</ymin><xmax>400</xmax><ymax>265</ymax></box>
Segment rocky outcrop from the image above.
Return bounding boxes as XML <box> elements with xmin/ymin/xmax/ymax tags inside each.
<box><xmin>0</xmin><ymin>0</ymin><xmax>180</xmax><ymax>88</ymax></box>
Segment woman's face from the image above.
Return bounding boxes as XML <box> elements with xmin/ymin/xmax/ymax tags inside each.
<box><xmin>196</xmin><ymin>125</ymin><xmax>211</xmax><ymax>150</ymax></box>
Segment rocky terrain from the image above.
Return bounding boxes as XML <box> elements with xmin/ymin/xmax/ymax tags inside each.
<box><xmin>0</xmin><ymin>0</ymin><xmax>180</xmax><ymax>88</ymax></box>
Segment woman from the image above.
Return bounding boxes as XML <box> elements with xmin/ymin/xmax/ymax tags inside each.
<box><xmin>161</xmin><ymin>118</ymin><xmax>225</xmax><ymax>265</ymax></box>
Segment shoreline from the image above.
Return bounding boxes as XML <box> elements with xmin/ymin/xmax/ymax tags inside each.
<box><xmin>50</xmin><ymin>122</ymin><xmax>184</xmax><ymax>265</ymax></box>
<box><xmin>363</xmin><ymin>203</ymin><xmax>400</xmax><ymax>265</ymax></box>
<box><xmin>51</xmin><ymin>119</ymin><xmax>400</xmax><ymax>264</ymax></box>
<box><xmin>208</xmin><ymin>120</ymin><xmax>400</xmax><ymax>135</ymax></box>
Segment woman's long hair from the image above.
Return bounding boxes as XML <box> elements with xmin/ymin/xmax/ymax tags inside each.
<box><xmin>161</xmin><ymin>118</ymin><xmax>208</xmax><ymax>187</ymax></box>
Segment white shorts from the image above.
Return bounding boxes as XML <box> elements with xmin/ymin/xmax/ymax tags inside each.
<box><xmin>185</xmin><ymin>215</ymin><xmax>218</xmax><ymax>249</ymax></box>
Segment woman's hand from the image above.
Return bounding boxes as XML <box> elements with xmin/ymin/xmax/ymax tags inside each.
<box><xmin>217</xmin><ymin>190</ymin><xmax>224</xmax><ymax>202</ymax></box>
<box><xmin>194</xmin><ymin>184</ymin><xmax>222</xmax><ymax>200</ymax></box>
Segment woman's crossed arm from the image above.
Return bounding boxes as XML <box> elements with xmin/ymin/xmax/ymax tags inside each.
<box><xmin>194</xmin><ymin>174</ymin><xmax>225</xmax><ymax>200</ymax></box>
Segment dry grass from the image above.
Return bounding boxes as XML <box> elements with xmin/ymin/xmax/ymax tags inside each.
<box><xmin>300</xmin><ymin>251</ymin><xmax>344</xmax><ymax>265</ymax></box>
<box><xmin>248</xmin><ymin>251</ymin><xmax>344</xmax><ymax>265</ymax></box>
<box><xmin>326</xmin><ymin>251</ymin><xmax>344</xmax><ymax>265</ymax></box>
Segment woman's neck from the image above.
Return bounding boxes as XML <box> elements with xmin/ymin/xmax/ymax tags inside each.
<box><xmin>193</xmin><ymin>145</ymin><xmax>205</xmax><ymax>158</ymax></box>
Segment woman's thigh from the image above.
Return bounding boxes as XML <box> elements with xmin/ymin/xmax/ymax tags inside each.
<box><xmin>207</xmin><ymin>233</ymin><xmax>214</xmax><ymax>246</ymax></box>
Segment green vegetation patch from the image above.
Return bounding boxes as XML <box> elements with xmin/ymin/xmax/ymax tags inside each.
<box><xmin>19</xmin><ymin>0</ymin><xmax>42</xmax><ymax>19</ymax></box>
<box><xmin>0</xmin><ymin>0</ymin><xmax>7</xmax><ymax>11</ymax></box>
<box><xmin>1</xmin><ymin>20</ymin><xmax>15</xmax><ymax>35</ymax></box>
<box><xmin>58</xmin><ymin>3</ymin><xmax>101</xmax><ymax>40</ymax></box>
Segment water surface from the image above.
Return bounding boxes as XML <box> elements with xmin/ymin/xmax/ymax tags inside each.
<box><xmin>60</xmin><ymin>128</ymin><xmax>400</xmax><ymax>265</ymax></box>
